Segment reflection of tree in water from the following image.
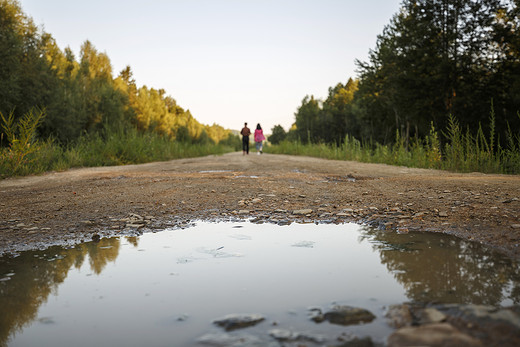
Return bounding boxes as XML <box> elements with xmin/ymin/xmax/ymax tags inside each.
<box><xmin>358</xmin><ymin>226</ymin><xmax>520</xmax><ymax>305</ymax></box>
<box><xmin>125</xmin><ymin>236</ymin><xmax>139</xmax><ymax>248</ymax></box>
<box><xmin>0</xmin><ymin>237</ymin><xmax>121</xmax><ymax>347</ymax></box>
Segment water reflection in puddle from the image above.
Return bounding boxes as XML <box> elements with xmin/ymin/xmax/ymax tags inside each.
<box><xmin>0</xmin><ymin>222</ymin><xmax>519</xmax><ymax>346</ymax></box>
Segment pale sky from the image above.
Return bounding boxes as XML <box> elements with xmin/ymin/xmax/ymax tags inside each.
<box><xmin>19</xmin><ymin>0</ymin><xmax>402</xmax><ymax>133</ymax></box>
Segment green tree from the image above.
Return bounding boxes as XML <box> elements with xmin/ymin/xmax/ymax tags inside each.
<box><xmin>294</xmin><ymin>95</ymin><xmax>321</xmax><ymax>143</ymax></box>
<box><xmin>355</xmin><ymin>0</ymin><xmax>514</xmax><ymax>145</ymax></box>
<box><xmin>78</xmin><ymin>40</ymin><xmax>128</xmax><ymax>132</ymax></box>
<box><xmin>0</xmin><ymin>0</ymin><xmax>55</xmax><ymax>129</ymax></box>
<box><xmin>321</xmin><ymin>78</ymin><xmax>359</xmax><ymax>144</ymax></box>
<box><xmin>268</xmin><ymin>125</ymin><xmax>287</xmax><ymax>144</ymax></box>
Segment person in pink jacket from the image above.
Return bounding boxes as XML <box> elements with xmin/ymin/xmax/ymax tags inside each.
<box><xmin>254</xmin><ymin>123</ymin><xmax>266</xmax><ymax>155</ymax></box>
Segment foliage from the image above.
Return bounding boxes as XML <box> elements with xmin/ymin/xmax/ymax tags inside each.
<box><xmin>279</xmin><ymin>0</ymin><xmax>520</xmax><ymax>174</ymax></box>
<box><xmin>266</xmin><ymin>112</ymin><xmax>520</xmax><ymax>175</ymax></box>
<box><xmin>0</xmin><ymin>0</ymin><xmax>238</xmax><ymax>178</ymax></box>
<box><xmin>0</xmin><ymin>126</ymin><xmax>235</xmax><ymax>178</ymax></box>
<box><xmin>268</xmin><ymin>125</ymin><xmax>287</xmax><ymax>145</ymax></box>
<box><xmin>0</xmin><ymin>108</ymin><xmax>45</xmax><ymax>175</ymax></box>
<box><xmin>287</xmin><ymin>0</ymin><xmax>520</xmax><ymax>156</ymax></box>
<box><xmin>0</xmin><ymin>0</ymin><xmax>234</xmax><ymax>147</ymax></box>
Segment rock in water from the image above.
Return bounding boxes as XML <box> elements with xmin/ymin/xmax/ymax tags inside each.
<box><xmin>312</xmin><ymin>305</ymin><xmax>376</xmax><ymax>326</ymax></box>
<box><xmin>388</xmin><ymin>323</ymin><xmax>483</xmax><ymax>347</ymax></box>
<box><xmin>213</xmin><ymin>313</ymin><xmax>265</xmax><ymax>331</ymax></box>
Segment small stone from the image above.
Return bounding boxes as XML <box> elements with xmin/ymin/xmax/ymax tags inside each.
<box><xmin>438</xmin><ymin>211</ymin><xmax>448</xmax><ymax>217</ymax></box>
<box><xmin>511</xmin><ymin>224</ymin><xmax>520</xmax><ymax>229</ymax></box>
<box><xmin>126</xmin><ymin>223</ymin><xmax>144</xmax><ymax>229</ymax></box>
<box><xmin>419</xmin><ymin>308</ymin><xmax>447</xmax><ymax>324</ymax></box>
<box><xmin>213</xmin><ymin>313</ymin><xmax>265</xmax><ymax>331</ymax></box>
<box><xmin>293</xmin><ymin>209</ymin><xmax>312</xmax><ymax>215</ymax></box>
<box><xmin>269</xmin><ymin>329</ymin><xmax>298</xmax><ymax>341</ymax></box>
<box><xmin>388</xmin><ymin>323</ymin><xmax>483</xmax><ymax>347</ymax></box>
<box><xmin>238</xmin><ymin>210</ymin><xmax>250</xmax><ymax>215</ymax></box>
<box><xmin>336</xmin><ymin>212</ymin><xmax>349</xmax><ymax>217</ymax></box>
<box><xmin>319</xmin><ymin>305</ymin><xmax>376</xmax><ymax>326</ymax></box>
<box><xmin>385</xmin><ymin>304</ymin><xmax>413</xmax><ymax>328</ymax></box>
<box><xmin>251</xmin><ymin>198</ymin><xmax>262</xmax><ymax>203</ymax></box>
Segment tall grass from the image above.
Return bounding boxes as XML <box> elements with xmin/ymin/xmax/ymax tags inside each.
<box><xmin>0</xmin><ymin>118</ymin><xmax>235</xmax><ymax>178</ymax></box>
<box><xmin>266</xmin><ymin>112</ymin><xmax>520</xmax><ymax>175</ymax></box>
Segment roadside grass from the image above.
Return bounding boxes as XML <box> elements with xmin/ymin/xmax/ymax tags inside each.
<box><xmin>266</xmin><ymin>113</ymin><xmax>520</xmax><ymax>175</ymax></box>
<box><xmin>0</xmin><ymin>111</ymin><xmax>235</xmax><ymax>178</ymax></box>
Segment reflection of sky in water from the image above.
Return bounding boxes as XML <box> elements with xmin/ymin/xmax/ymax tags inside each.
<box><xmin>2</xmin><ymin>221</ymin><xmax>519</xmax><ymax>347</ymax></box>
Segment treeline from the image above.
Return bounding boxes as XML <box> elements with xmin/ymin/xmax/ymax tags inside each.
<box><xmin>0</xmin><ymin>0</ymin><xmax>236</xmax><ymax>146</ymax></box>
<box><xmin>270</xmin><ymin>0</ymin><xmax>520</xmax><ymax>173</ymax></box>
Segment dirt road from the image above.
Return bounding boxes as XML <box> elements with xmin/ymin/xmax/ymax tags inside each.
<box><xmin>1</xmin><ymin>152</ymin><xmax>519</xmax><ymax>258</ymax></box>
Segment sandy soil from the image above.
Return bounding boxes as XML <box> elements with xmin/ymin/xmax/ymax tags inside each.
<box><xmin>1</xmin><ymin>152</ymin><xmax>519</xmax><ymax>258</ymax></box>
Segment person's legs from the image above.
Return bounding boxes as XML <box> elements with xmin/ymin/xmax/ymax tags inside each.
<box><xmin>243</xmin><ymin>137</ymin><xmax>249</xmax><ymax>155</ymax></box>
<box><xmin>242</xmin><ymin>137</ymin><xmax>248</xmax><ymax>155</ymax></box>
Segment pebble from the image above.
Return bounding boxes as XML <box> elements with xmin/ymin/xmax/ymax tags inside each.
<box><xmin>418</xmin><ymin>308</ymin><xmax>447</xmax><ymax>324</ymax></box>
<box><xmin>511</xmin><ymin>224</ymin><xmax>520</xmax><ymax>229</ymax></box>
<box><xmin>388</xmin><ymin>323</ymin><xmax>482</xmax><ymax>347</ymax></box>
<box><xmin>293</xmin><ymin>209</ymin><xmax>312</xmax><ymax>215</ymax></box>
<box><xmin>238</xmin><ymin>210</ymin><xmax>250</xmax><ymax>215</ymax></box>
<box><xmin>385</xmin><ymin>304</ymin><xmax>413</xmax><ymax>328</ymax></box>
<box><xmin>125</xmin><ymin>223</ymin><xmax>144</xmax><ymax>229</ymax></box>
<box><xmin>312</xmin><ymin>305</ymin><xmax>376</xmax><ymax>326</ymax></box>
<box><xmin>438</xmin><ymin>211</ymin><xmax>448</xmax><ymax>217</ymax></box>
<box><xmin>213</xmin><ymin>313</ymin><xmax>265</xmax><ymax>331</ymax></box>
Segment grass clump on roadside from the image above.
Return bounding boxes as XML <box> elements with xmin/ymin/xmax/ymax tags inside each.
<box><xmin>266</xmin><ymin>112</ymin><xmax>520</xmax><ymax>175</ymax></box>
<box><xmin>0</xmin><ymin>110</ymin><xmax>238</xmax><ymax>178</ymax></box>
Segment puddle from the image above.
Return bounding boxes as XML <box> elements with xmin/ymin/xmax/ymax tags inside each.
<box><xmin>0</xmin><ymin>222</ymin><xmax>519</xmax><ymax>346</ymax></box>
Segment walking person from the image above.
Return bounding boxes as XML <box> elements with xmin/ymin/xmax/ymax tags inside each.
<box><xmin>240</xmin><ymin>122</ymin><xmax>251</xmax><ymax>155</ymax></box>
<box><xmin>254</xmin><ymin>123</ymin><xmax>266</xmax><ymax>155</ymax></box>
